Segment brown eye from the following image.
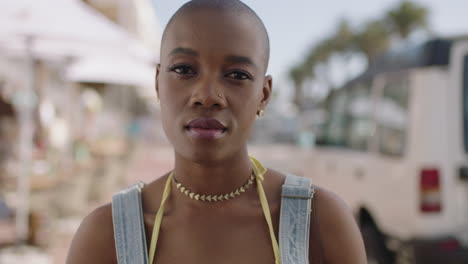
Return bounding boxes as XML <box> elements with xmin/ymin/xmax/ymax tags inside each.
<box><xmin>225</xmin><ymin>70</ymin><xmax>253</xmax><ymax>80</ymax></box>
<box><xmin>170</xmin><ymin>64</ymin><xmax>196</xmax><ymax>75</ymax></box>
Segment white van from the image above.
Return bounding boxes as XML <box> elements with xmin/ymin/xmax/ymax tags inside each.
<box><xmin>309</xmin><ymin>37</ymin><xmax>468</xmax><ymax>264</ymax></box>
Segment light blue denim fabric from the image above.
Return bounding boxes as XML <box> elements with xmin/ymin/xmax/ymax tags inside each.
<box><xmin>279</xmin><ymin>174</ymin><xmax>315</xmax><ymax>264</ymax></box>
<box><xmin>112</xmin><ymin>182</ymin><xmax>149</xmax><ymax>264</ymax></box>
<box><xmin>112</xmin><ymin>175</ymin><xmax>314</xmax><ymax>264</ymax></box>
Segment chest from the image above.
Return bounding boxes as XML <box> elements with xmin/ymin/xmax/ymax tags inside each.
<box><xmin>143</xmin><ymin>205</ymin><xmax>280</xmax><ymax>264</ymax></box>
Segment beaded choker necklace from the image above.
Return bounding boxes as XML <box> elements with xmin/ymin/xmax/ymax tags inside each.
<box><xmin>148</xmin><ymin>157</ymin><xmax>280</xmax><ymax>264</ymax></box>
<box><xmin>173</xmin><ymin>173</ymin><xmax>255</xmax><ymax>202</ymax></box>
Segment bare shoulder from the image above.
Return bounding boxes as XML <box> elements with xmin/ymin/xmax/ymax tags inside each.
<box><xmin>262</xmin><ymin>168</ymin><xmax>286</xmax><ymax>204</ymax></box>
<box><xmin>312</xmin><ymin>186</ymin><xmax>367</xmax><ymax>264</ymax></box>
<box><xmin>66</xmin><ymin>204</ymin><xmax>117</xmax><ymax>264</ymax></box>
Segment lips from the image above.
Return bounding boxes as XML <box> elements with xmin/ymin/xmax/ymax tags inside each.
<box><xmin>185</xmin><ymin>117</ymin><xmax>227</xmax><ymax>140</ymax></box>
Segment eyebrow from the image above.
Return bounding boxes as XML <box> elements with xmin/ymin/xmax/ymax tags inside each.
<box><xmin>226</xmin><ymin>55</ymin><xmax>257</xmax><ymax>69</ymax></box>
<box><xmin>169</xmin><ymin>47</ymin><xmax>199</xmax><ymax>57</ymax></box>
<box><xmin>168</xmin><ymin>48</ymin><xmax>257</xmax><ymax>69</ymax></box>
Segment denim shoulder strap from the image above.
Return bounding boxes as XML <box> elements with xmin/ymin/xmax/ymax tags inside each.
<box><xmin>112</xmin><ymin>182</ymin><xmax>149</xmax><ymax>264</ymax></box>
<box><xmin>279</xmin><ymin>174</ymin><xmax>315</xmax><ymax>264</ymax></box>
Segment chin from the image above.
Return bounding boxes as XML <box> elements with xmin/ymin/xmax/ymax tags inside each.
<box><xmin>175</xmin><ymin>143</ymin><xmax>239</xmax><ymax>166</ymax></box>
<box><xmin>188</xmin><ymin>148</ymin><xmax>228</xmax><ymax>165</ymax></box>
<box><xmin>170</xmin><ymin>128</ymin><xmax>248</xmax><ymax>164</ymax></box>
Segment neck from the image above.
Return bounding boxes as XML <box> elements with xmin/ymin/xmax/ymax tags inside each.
<box><xmin>172</xmin><ymin>148</ymin><xmax>253</xmax><ymax>195</ymax></box>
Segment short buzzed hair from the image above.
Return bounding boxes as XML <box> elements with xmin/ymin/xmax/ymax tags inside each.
<box><xmin>161</xmin><ymin>0</ymin><xmax>270</xmax><ymax>68</ymax></box>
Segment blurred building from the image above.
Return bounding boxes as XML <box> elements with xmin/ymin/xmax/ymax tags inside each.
<box><xmin>82</xmin><ymin>0</ymin><xmax>161</xmax><ymax>55</ymax></box>
<box><xmin>0</xmin><ymin>0</ymin><xmax>162</xmax><ymax>247</ymax></box>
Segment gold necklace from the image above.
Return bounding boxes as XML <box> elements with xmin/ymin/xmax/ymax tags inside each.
<box><xmin>173</xmin><ymin>172</ymin><xmax>255</xmax><ymax>202</ymax></box>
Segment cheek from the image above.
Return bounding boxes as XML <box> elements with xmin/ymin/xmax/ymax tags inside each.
<box><xmin>159</xmin><ymin>103</ymin><xmax>174</xmax><ymax>140</ymax></box>
<box><xmin>229</xmin><ymin>83</ymin><xmax>263</xmax><ymax>113</ymax></box>
<box><xmin>159</xmin><ymin>76</ymin><xmax>187</xmax><ymax>109</ymax></box>
<box><xmin>230</xmin><ymin>94</ymin><xmax>259</xmax><ymax>130</ymax></box>
<box><xmin>159</xmin><ymin>76</ymin><xmax>175</xmax><ymax>100</ymax></box>
<box><xmin>158</xmin><ymin>78</ymin><xmax>184</xmax><ymax>131</ymax></box>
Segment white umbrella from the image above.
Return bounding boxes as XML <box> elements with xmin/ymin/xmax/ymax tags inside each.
<box><xmin>67</xmin><ymin>56</ymin><xmax>154</xmax><ymax>86</ymax></box>
<box><xmin>0</xmin><ymin>0</ymin><xmax>155</xmax><ymax>62</ymax></box>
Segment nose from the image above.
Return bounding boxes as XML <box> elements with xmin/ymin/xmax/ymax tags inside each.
<box><xmin>188</xmin><ymin>76</ymin><xmax>227</xmax><ymax>109</ymax></box>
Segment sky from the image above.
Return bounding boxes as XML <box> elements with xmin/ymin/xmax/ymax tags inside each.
<box><xmin>152</xmin><ymin>0</ymin><xmax>468</xmax><ymax>103</ymax></box>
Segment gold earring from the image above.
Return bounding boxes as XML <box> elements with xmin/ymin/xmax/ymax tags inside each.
<box><xmin>257</xmin><ymin>109</ymin><xmax>265</xmax><ymax>118</ymax></box>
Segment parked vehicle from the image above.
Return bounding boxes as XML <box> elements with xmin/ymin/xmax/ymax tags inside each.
<box><xmin>311</xmin><ymin>37</ymin><xmax>468</xmax><ymax>264</ymax></box>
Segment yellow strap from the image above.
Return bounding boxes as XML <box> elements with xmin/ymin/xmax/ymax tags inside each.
<box><xmin>249</xmin><ymin>156</ymin><xmax>267</xmax><ymax>181</ymax></box>
<box><xmin>250</xmin><ymin>156</ymin><xmax>281</xmax><ymax>264</ymax></box>
<box><xmin>148</xmin><ymin>172</ymin><xmax>173</xmax><ymax>264</ymax></box>
<box><xmin>148</xmin><ymin>157</ymin><xmax>280</xmax><ymax>264</ymax></box>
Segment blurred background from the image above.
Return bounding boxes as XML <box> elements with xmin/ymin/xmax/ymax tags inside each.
<box><xmin>1</xmin><ymin>0</ymin><xmax>468</xmax><ymax>263</ymax></box>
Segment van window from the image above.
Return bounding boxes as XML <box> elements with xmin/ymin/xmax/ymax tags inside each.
<box><xmin>345</xmin><ymin>81</ymin><xmax>373</xmax><ymax>151</ymax></box>
<box><xmin>463</xmin><ymin>55</ymin><xmax>468</xmax><ymax>153</ymax></box>
<box><xmin>376</xmin><ymin>76</ymin><xmax>410</xmax><ymax>156</ymax></box>
<box><xmin>323</xmin><ymin>89</ymin><xmax>348</xmax><ymax>147</ymax></box>
<box><xmin>320</xmin><ymin>80</ymin><xmax>373</xmax><ymax>151</ymax></box>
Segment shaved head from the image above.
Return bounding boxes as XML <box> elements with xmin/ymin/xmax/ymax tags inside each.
<box><xmin>161</xmin><ymin>0</ymin><xmax>270</xmax><ymax>70</ymax></box>
<box><xmin>155</xmin><ymin>0</ymin><xmax>274</xmax><ymax>162</ymax></box>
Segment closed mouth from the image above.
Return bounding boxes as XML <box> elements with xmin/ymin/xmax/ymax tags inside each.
<box><xmin>185</xmin><ymin>117</ymin><xmax>228</xmax><ymax>139</ymax></box>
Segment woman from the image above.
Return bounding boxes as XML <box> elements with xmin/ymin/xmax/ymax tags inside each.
<box><xmin>66</xmin><ymin>1</ymin><xmax>367</xmax><ymax>263</ymax></box>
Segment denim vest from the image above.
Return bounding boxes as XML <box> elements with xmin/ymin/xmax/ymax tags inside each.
<box><xmin>112</xmin><ymin>174</ymin><xmax>315</xmax><ymax>264</ymax></box>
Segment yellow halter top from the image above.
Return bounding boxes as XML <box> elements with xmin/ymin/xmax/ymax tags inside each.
<box><xmin>148</xmin><ymin>156</ymin><xmax>281</xmax><ymax>264</ymax></box>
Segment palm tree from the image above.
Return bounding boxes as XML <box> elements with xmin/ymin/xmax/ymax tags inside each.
<box><xmin>333</xmin><ymin>19</ymin><xmax>354</xmax><ymax>53</ymax></box>
<box><xmin>291</xmin><ymin>37</ymin><xmax>336</xmax><ymax>111</ymax></box>
<box><xmin>332</xmin><ymin>19</ymin><xmax>356</xmax><ymax>81</ymax></box>
<box><xmin>288</xmin><ymin>1</ymin><xmax>430</xmax><ymax>110</ymax></box>
<box><xmin>290</xmin><ymin>21</ymin><xmax>353</xmax><ymax>111</ymax></box>
<box><xmin>386</xmin><ymin>0</ymin><xmax>429</xmax><ymax>39</ymax></box>
<box><xmin>289</xmin><ymin>66</ymin><xmax>307</xmax><ymax>112</ymax></box>
<box><xmin>354</xmin><ymin>19</ymin><xmax>391</xmax><ymax>64</ymax></box>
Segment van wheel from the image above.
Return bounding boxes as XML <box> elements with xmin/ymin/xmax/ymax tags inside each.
<box><xmin>362</xmin><ymin>224</ymin><xmax>394</xmax><ymax>264</ymax></box>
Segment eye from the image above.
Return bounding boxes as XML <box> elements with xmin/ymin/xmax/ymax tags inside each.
<box><xmin>225</xmin><ymin>70</ymin><xmax>253</xmax><ymax>80</ymax></box>
<box><xmin>169</xmin><ymin>64</ymin><xmax>196</xmax><ymax>75</ymax></box>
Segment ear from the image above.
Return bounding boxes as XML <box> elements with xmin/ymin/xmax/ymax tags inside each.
<box><xmin>155</xmin><ymin>64</ymin><xmax>161</xmax><ymax>99</ymax></box>
<box><xmin>259</xmin><ymin>75</ymin><xmax>273</xmax><ymax>111</ymax></box>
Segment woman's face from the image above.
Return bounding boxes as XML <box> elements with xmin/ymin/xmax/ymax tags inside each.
<box><xmin>156</xmin><ymin>8</ymin><xmax>271</xmax><ymax>163</ymax></box>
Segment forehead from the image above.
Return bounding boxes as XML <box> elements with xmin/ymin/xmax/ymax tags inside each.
<box><xmin>161</xmin><ymin>8</ymin><xmax>268</xmax><ymax>69</ymax></box>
